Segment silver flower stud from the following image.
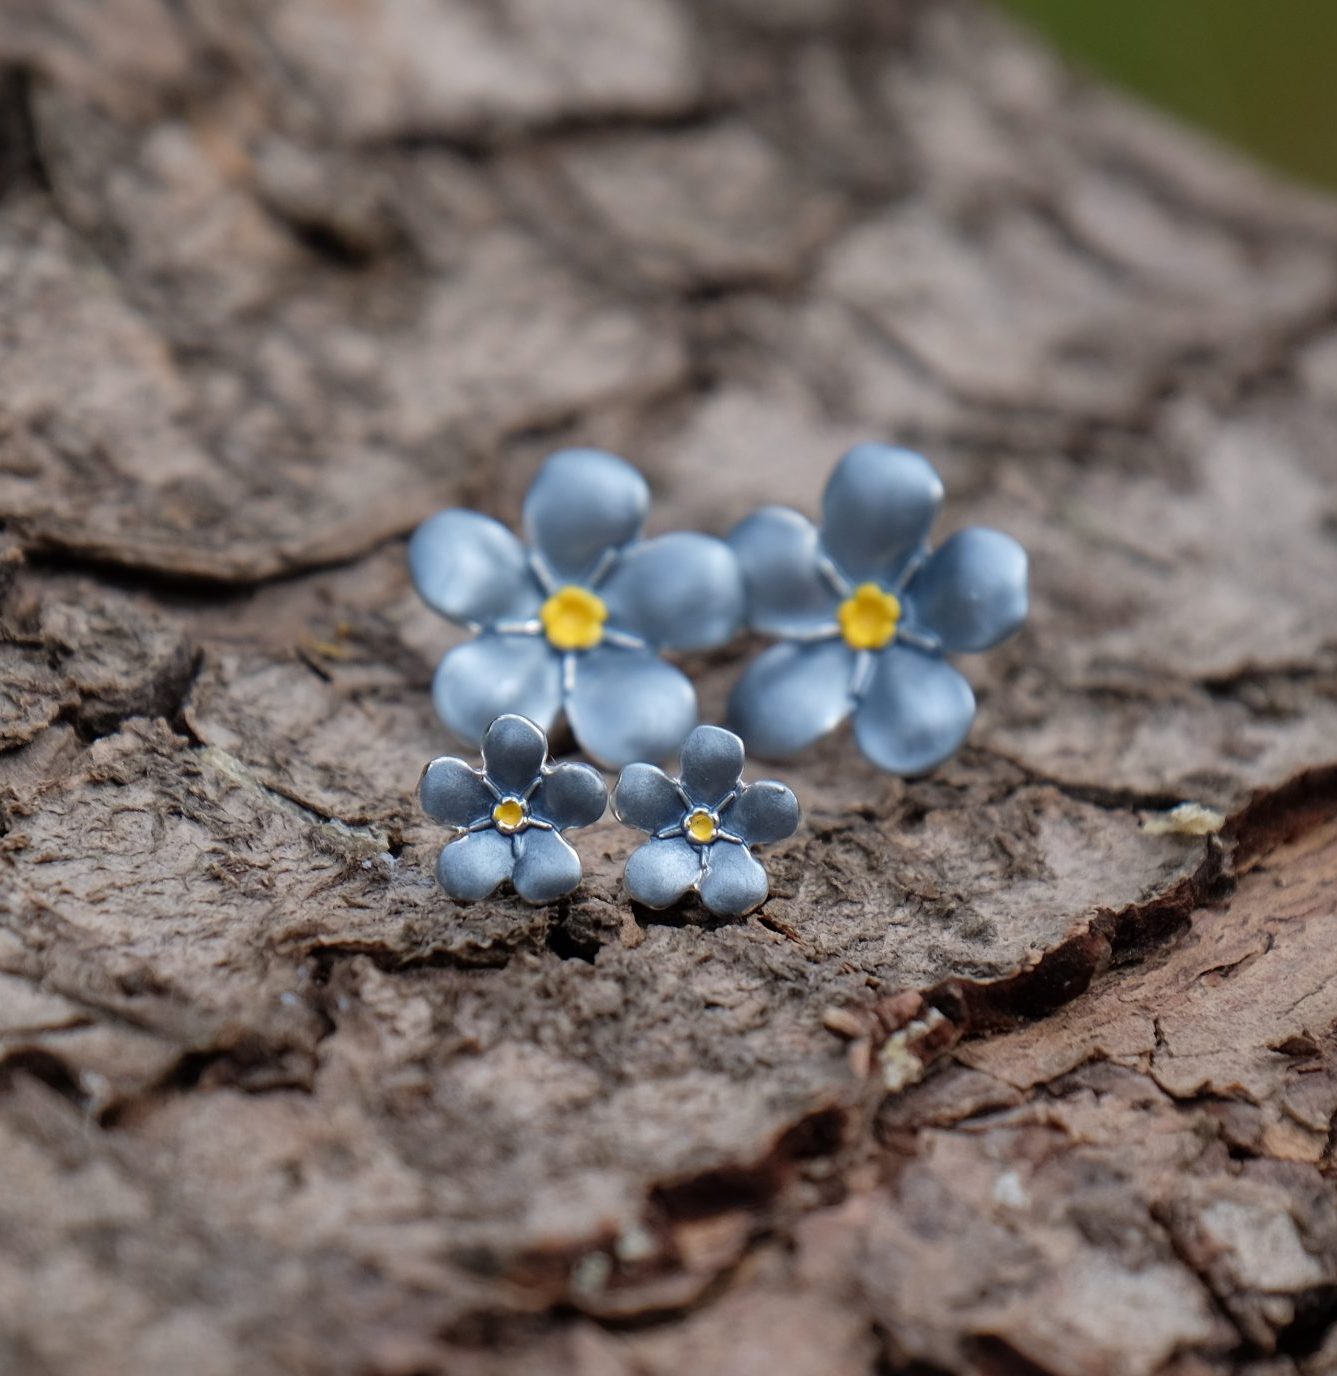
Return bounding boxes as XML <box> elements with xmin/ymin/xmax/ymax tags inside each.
<box><xmin>409</xmin><ymin>448</ymin><xmax>745</xmax><ymax>768</ymax></box>
<box><xmin>419</xmin><ymin>715</ymin><xmax>607</xmax><ymax>904</ymax></box>
<box><xmin>613</xmin><ymin>724</ymin><xmax>800</xmax><ymax>918</ymax></box>
<box><xmin>728</xmin><ymin>444</ymin><xmax>1028</xmax><ymax>774</ymax></box>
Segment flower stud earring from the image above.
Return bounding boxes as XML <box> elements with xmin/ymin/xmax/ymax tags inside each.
<box><xmin>419</xmin><ymin>715</ymin><xmax>607</xmax><ymax>904</ymax></box>
<box><xmin>728</xmin><ymin>444</ymin><xmax>1028</xmax><ymax>774</ymax></box>
<box><xmin>613</xmin><ymin>724</ymin><xmax>799</xmax><ymax>918</ymax></box>
<box><xmin>409</xmin><ymin>448</ymin><xmax>746</xmax><ymax>769</ymax></box>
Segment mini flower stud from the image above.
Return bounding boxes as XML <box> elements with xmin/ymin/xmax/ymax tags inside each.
<box><xmin>728</xmin><ymin>445</ymin><xmax>1028</xmax><ymax>774</ymax></box>
<box><xmin>419</xmin><ymin>715</ymin><xmax>607</xmax><ymax>904</ymax></box>
<box><xmin>409</xmin><ymin>449</ymin><xmax>745</xmax><ymax>769</ymax></box>
<box><xmin>613</xmin><ymin>724</ymin><xmax>800</xmax><ymax>917</ymax></box>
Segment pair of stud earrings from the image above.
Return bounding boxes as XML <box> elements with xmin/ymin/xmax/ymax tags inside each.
<box><xmin>418</xmin><ymin>715</ymin><xmax>798</xmax><ymax>917</ymax></box>
<box><xmin>409</xmin><ymin>443</ymin><xmax>1029</xmax><ymax>776</ymax></box>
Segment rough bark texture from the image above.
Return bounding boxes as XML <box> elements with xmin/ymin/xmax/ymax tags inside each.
<box><xmin>2</xmin><ymin>2</ymin><xmax>1337</xmax><ymax>1373</ymax></box>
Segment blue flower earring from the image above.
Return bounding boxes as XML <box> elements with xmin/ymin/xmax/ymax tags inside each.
<box><xmin>419</xmin><ymin>715</ymin><xmax>607</xmax><ymax>904</ymax></box>
<box><xmin>727</xmin><ymin>444</ymin><xmax>1028</xmax><ymax>774</ymax></box>
<box><xmin>614</xmin><ymin>724</ymin><xmax>800</xmax><ymax>917</ymax></box>
<box><xmin>410</xmin><ymin>449</ymin><xmax>745</xmax><ymax>769</ymax></box>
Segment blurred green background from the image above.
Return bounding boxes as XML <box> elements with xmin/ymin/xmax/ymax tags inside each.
<box><xmin>997</xmin><ymin>0</ymin><xmax>1337</xmax><ymax>191</ymax></box>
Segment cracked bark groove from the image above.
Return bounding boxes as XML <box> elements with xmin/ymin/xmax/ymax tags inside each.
<box><xmin>1</xmin><ymin>1</ymin><xmax>1336</xmax><ymax>1373</ymax></box>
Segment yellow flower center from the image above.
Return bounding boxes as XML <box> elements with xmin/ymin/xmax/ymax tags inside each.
<box><xmin>492</xmin><ymin>798</ymin><xmax>528</xmax><ymax>833</ymax></box>
<box><xmin>686</xmin><ymin>809</ymin><xmax>718</xmax><ymax>844</ymax></box>
<box><xmin>540</xmin><ymin>585</ymin><xmax>607</xmax><ymax>651</ymax></box>
<box><xmin>838</xmin><ymin>582</ymin><xmax>901</xmax><ymax>651</ymax></box>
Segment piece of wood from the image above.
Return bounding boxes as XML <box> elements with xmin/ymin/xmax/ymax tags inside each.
<box><xmin>2</xmin><ymin>2</ymin><xmax>1336</xmax><ymax>1372</ymax></box>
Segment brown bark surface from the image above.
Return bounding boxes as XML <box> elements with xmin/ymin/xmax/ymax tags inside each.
<box><xmin>2</xmin><ymin>2</ymin><xmax>1337</xmax><ymax>1373</ymax></box>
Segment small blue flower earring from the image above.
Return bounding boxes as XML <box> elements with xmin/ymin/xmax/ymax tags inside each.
<box><xmin>410</xmin><ymin>449</ymin><xmax>745</xmax><ymax>768</ymax></box>
<box><xmin>614</xmin><ymin>724</ymin><xmax>800</xmax><ymax>917</ymax></box>
<box><xmin>728</xmin><ymin>444</ymin><xmax>1028</xmax><ymax>774</ymax></box>
<box><xmin>419</xmin><ymin>715</ymin><xmax>607</xmax><ymax>904</ymax></box>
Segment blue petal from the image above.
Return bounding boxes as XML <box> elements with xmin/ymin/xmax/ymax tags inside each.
<box><xmin>728</xmin><ymin>506</ymin><xmax>840</xmax><ymax>636</ymax></box>
<box><xmin>599</xmin><ymin>532</ymin><xmax>744</xmax><ymax>650</ymax></box>
<box><xmin>409</xmin><ymin>510</ymin><xmax>542</xmax><ymax>626</ymax></box>
<box><xmin>532</xmin><ymin>761</ymin><xmax>608</xmax><ymax>831</ymax></box>
<box><xmin>679</xmin><ymin>724</ymin><xmax>744</xmax><ymax>808</ymax></box>
<box><xmin>821</xmin><ymin>445</ymin><xmax>943</xmax><ymax>584</ymax></box>
<box><xmin>482</xmin><ymin>714</ymin><xmax>548</xmax><ymax>794</ymax></box>
<box><xmin>523</xmin><ymin>449</ymin><xmax>649</xmax><ymax>582</ymax></box>
<box><xmin>726</xmin><ymin>638</ymin><xmax>856</xmax><ymax>760</ymax></box>
<box><xmin>432</xmin><ymin>634</ymin><xmax>562</xmax><ymax>748</ymax></box>
<box><xmin>624</xmin><ymin>836</ymin><xmax>701</xmax><ymax>909</ymax></box>
<box><xmin>906</xmin><ymin>528</ymin><xmax>1029</xmax><ymax>653</ymax></box>
<box><xmin>511</xmin><ymin>827</ymin><xmax>583</xmax><ymax>904</ymax></box>
<box><xmin>566</xmin><ymin>647</ymin><xmax>696</xmax><ymax>768</ymax></box>
<box><xmin>419</xmin><ymin>756</ymin><xmax>494</xmax><ymax>828</ymax></box>
<box><xmin>853</xmin><ymin>644</ymin><xmax>975</xmax><ymax>775</ymax></box>
<box><xmin>437</xmin><ymin>828</ymin><xmax>513</xmax><ymax>901</ymax></box>
<box><xmin>721</xmin><ymin>781</ymin><xmax>800</xmax><ymax>846</ymax></box>
<box><xmin>613</xmin><ymin>762</ymin><xmax>684</xmax><ymax>836</ymax></box>
<box><xmin>698</xmin><ymin>841</ymin><xmax>769</xmax><ymax>917</ymax></box>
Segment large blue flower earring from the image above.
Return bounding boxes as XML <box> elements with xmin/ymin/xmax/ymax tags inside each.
<box><xmin>409</xmin><ymin>449</ymin><xmax>745</xmax><ymax>769</ymax></box>
<box><xmin>419</xmin><ymin>715</ymin><xmax>607</xmax><ymax>904</ymax></box>
<box><xmin>727</xmin><ymin>444</ymin><xmax>1028</xmax><ymax>774</ymax></box>
<box><xmin>614</xmin><ymin>725</ymin><xmax>800</xmax><ymax>918</ymax></box>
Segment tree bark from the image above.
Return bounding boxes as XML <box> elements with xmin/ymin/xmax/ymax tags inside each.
<box><xmin>2</xmin><ymin>2</ymin><xmax>1337</xmax><ymax>1373</ymax></box>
